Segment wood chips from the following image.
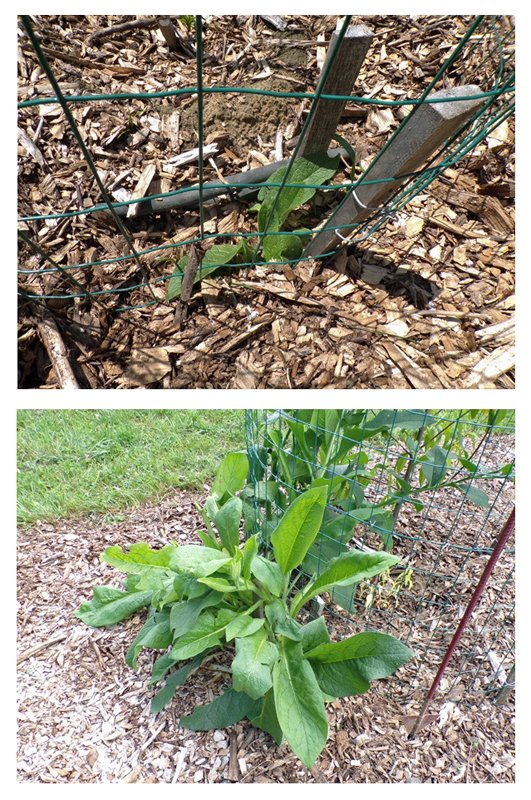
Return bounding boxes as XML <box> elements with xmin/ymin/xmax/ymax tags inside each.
<box><xmin>17</xmin><ymin>14</ymin><xmax>514</xmax><ymax>388</ymax></box>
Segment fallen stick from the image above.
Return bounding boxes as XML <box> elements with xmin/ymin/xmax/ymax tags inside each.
<box><xmin>88</xmin><ymin>17</ymin><xmax>158</xmax><ymax>43</ymax></box>
<box><xmin>17</xmin><ymin>632</ymin><xmax>67</xmax><ymax>665</ymax></box>
<box><xmin>34</xmin><ymin>305</ymin><xmax>80</xmax><ymax>389</ymax></box>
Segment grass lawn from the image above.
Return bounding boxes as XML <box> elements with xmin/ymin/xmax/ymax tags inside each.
<box><xmin>17</xmin><ymin>409</ymin><xmax>246</xmax><ymax>525</ymax></box>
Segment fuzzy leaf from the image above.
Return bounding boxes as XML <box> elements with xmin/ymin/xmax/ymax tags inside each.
<box><xmin>273</xmin><ymin>638</ymin><xmax>328</xmax><ymax>769</ymax></box>
<box><xmin>292</xmin><ymin>550</ymin><xmax>399</xmax><ymax>615</ymax></box>
<box><xmin>169</xmin><ymin>545</ymin><xmax>231</xmax><ymax>577</ymax></box>
<box><xmin>75</xmin><ymin>586</ymin><xmax>152</xmax><ymax>628</ymax></box>
<box><xmin>180</xmin><ymin>688</ymin><xmax>260</xmax><ymax>731</ymax></box>
<box><xmin>211</xmin><ymin>452</ymin><xmax>249</xmax><ymax>501</ymax></box>
<box><xmin>232</xmin><ymin>628</ymin><xmax>278</xmax><ymax>699</ymax></box>
<box><xmin>270</xmin><ymin>485</ymin><xmax>328</xmax><ymax>574</ymax></box>
<box><xmin>170</xmin><ymin>608</ymin><xmax>238</xmax><ymax>661</ymax></box>
<box><xmin>150</xmin><ymin>654</ymin><xmax>204</xmax><ymax>713</ymax></box>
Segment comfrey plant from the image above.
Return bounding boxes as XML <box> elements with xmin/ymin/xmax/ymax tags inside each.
<box><xmin>76</xmin><ymin>452</ymin><xmax>413</xmax><ymax>769</ymax></box>
<box><xmin>166</xmin><ymin>153</ymin><xmax>341</xmax><ymax>299</ymax></box>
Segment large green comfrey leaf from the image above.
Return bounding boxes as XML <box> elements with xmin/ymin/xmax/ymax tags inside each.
<box><xmin>169</xmin><ymin>591</ymin><xmax>222</xmax><ymax>639</ymax></box>
<box><xmin>169</xmin><ymin>545</ymin><xmax>231</xmax><ymax>577</ymax></box>
<box><xmin>75</xmin><ymin>586</ymin><xmax>153</xmax><ymax>627</ymax></box>
<box><xmin>271</xmin><ymin>485</ymin><xmax>328</xmax><ymax>574</ymax></box>
<box><xmin>250</xmin><ymin>555</ymin><xmax>285</xmax><ymax>595</ymax></box>
<box><xmin>101</xmin><ymin>543</ymin><xmax>177</xmax><ymax>575</ymax></box>
<box><xmin>291</xmin><ymin>550</ymin><xmax>399</xmax><ymax>616</ymax></box>
<box><xmin>180</xmin><ymin>687</ymin><xmax>260</xmax><ymax>731</ymax></box>
<box><xmin>232</xmin><ymin>628</ymin><xmax>278</xmax><ymax>699</ymax></box>
<box><xmin>304</xmin><ymin>630</ymin><xmax>414</xmax><ymax>678</ymax></box>
<box><xmin>273</xmin><ymin>637</ymin><xmax>328</xmax><ymax>769</ymax></box>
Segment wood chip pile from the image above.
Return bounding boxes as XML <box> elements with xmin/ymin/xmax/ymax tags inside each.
<box><xmin>17</xmin><ymin>14</ymin><xmax>514</xmax><ymax>388</ymax></box>
<box><xmin>17</xmin><ymin>465</ymin><xmax>515</xmax><ymax>783</ymax></box>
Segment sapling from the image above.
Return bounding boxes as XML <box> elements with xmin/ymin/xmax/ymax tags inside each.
<box><xmin>76</xmin><ymin>451</ymin><xmax>413</xmax><ymax>769</ymax></box>
<box><xmin>166</xmin><ymin>152</ymin><xmax>341</xmax><ymax>300</ymax></box>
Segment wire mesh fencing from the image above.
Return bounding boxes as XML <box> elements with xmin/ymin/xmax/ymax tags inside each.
<box><xmin>18</xmin><ymin>14</ymin><xmax>514</xmax><ymax>315</ymax></box>
<box><xmin>244</xmin><ymin>409</ymin><xmax>515</xmax><ymax>707</ymax></box>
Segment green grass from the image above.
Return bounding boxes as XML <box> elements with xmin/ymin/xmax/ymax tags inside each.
<box><xmin>17</xmin><ymin>409</ymin><xmax>246</xmax><ymax>526</ymax></box>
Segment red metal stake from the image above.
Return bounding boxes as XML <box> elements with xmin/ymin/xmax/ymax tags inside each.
<box><xmin>408</xmin><ymin>506</ymin><xmax>515</xmax><ymax>739</ymax></box>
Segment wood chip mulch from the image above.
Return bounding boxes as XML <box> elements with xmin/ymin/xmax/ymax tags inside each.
<box><xmin>17</xmin><ymin>14</ymin><xmax>514</xmax><ymax>388</ymax></box>
<box><xmin>17</xmin><ymin>487</ymin><xmax>515</xmax><ymax>783</ymax></box>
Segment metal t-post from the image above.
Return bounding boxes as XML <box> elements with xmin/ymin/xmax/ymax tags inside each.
<box><xmin>298</xmin><ymin>22</ymin><xmax>373</xmax><ymax>157</ymax></box>
<box><xmin>303</xmin><ymin>85</ymin><xmax>485</xmax><ymax>259</ymax></box>
<box><xmin>408</xmin><ymin>506</ymin><xmax>515</xmax><ymax>739</ymax></box>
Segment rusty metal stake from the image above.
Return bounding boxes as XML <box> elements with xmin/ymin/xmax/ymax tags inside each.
<box><xmin>408</xmin><ymin>506</ymin><xmax>515</xmax><ymax>739</ymax></box>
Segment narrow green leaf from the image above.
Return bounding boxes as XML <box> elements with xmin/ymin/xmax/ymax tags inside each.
<box><xmin>180</xmin><ymin>687</ymin><xmax>260</xmax><ymax>731</ymax></box>
<box><xmin>167</xmin><ymin>243</ymin><xmax>245</xmax><ymax>300</ymax></box>
<box><xmin>292</xmin><ymin>550</ymin><xmax>399</xmax><ymax>616</ymax></box>
<box><xmin>75</xmin><ymin>586</ymin><xmax>152</xmax><ymax>628</ymax></box>
<box><xmin>150</xmin><ymin>655</ymin><xmax>203</xmax><ymax>713</ymax></box>
<box><xmin>126</xmin><ymin>612</ymin><xmax>172</xmax><ymax>670</ymax></box>
<box><xmin>169</xmin><ymin>591</ymin><xmax>222</xmax><ymax>639</ymax></box>
<box><xmin>241</xmin><ymin>534</ymin><xmax>259</xmax><ymax>580</ymax></box>
<box><xmin>101</xmin><ymin>543</ymin><xmax>177</xmax><ymax>574</ymax></box>
<box><xmin>456</xmin><ymin>483</ymin><xmax>490</xmax><ymax>508</ymax></box>
<box><xmin>420</xmin><ymin>445</ymin><xmax>448</xmax><ymax>487</ymax></box>
<box><xmin>273</xmin><ymin>638</ymin><xmax>328</xmax><ymax>769</ymax></box>
<box><xmin>232</xmin><ymin>628</ymin><xmax>278</xmax><ymax>699</ymax></box>
<box><xmin>271</xmin><ymin>485</ymin><xmax>328</xmax><ymax>574</ymax></box>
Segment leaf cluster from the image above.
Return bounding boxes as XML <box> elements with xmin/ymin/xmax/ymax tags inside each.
<box><xmin>76</xmin><ymin>451</ymin><xmax>412</xmax><ymax>769</ymax></box>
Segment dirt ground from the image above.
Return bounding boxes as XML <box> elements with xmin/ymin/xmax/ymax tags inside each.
<box><xmin>17</xmin><ymin>14</ymin><xmax>514</xmax><ymax>388</ymax></box>
<box><xmin>17</xmin><ymin>485</ymin><xmax>515</xmax><ymax>783</ymax></box>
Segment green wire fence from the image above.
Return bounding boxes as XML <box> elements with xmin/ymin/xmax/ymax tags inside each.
<box><xmin>17</xmin><ymin>15</ymin><xmax>514</xmax><ymax>313</ymax></box>
<box><xmin>244</xmin><ymin>410</ymin><xmax>515</xmax><ymax>706</ymax></box>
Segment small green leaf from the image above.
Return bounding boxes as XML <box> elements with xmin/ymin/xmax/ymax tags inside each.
<box><xmin>75</xmin><ymin>586</ymin><xmax>152</xmax><ymax>628</ymax></box>
<box><xmin>265</xmin><ymin>600</ymin><xmax>302</xmax><ymax>641</ymax></box>
<box><xmin>250</xmin><ymin>555</ymin><xmax>285</xmax><ymax>596</ymax></box>
<box><xmin>170</xmin><ymin>609</ymin><xmax>238</xmax><ymax>661</ymax></box>
<box><xmin>167</xmin><ymin>243</ymin><xmax>246</xmax><ymax>300</ymax></box>
<box><xmin>180</xmin><ymin>687</ymin><xmax>260</xmax><ymax>731</ymax></box>
<box><xmin>262</xmin><ymin>232</ymin><xmax>303</xmax><ymax>263</ymax></box>
<box><xmin>211</xmin><ymin>452</ymin><xmax>249</xmax><ymax>501</ymax></box>
<box><xmin>300</xmin><ymin>617</ymin><xmax>331</xmax><ymax>653</ymax></box>
<box><xmin>225</xmin><ymin>615</ymin><xmax>265</xmax><ymax>642</ymax></box>
<box><xmin>214</xmin><ymin>496</ymin><xmax>242</xmax><ymax>554</ymax></box>
<box><xmin>241</xmin><ymin>534</ymin><xmax>259</xmax><ymax>580</ymax></box>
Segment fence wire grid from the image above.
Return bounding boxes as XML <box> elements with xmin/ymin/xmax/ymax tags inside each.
<box><xmin>244</xmin><ymin>409</ymin><xmax>515</xmax><ymax>706</ymax></box>
<box><xmin>17</xmin><ymin>14</ymin><xmax>514</xmax><ymax>313</ymax></box>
